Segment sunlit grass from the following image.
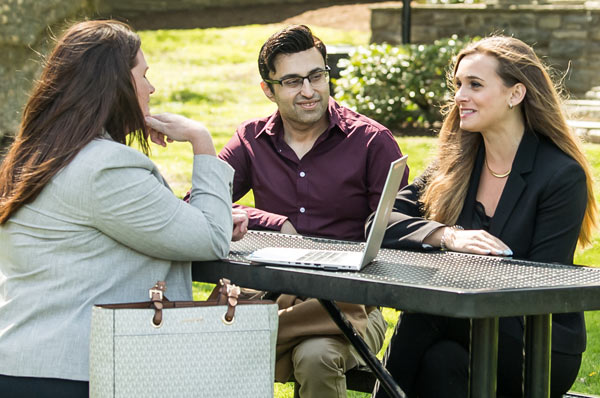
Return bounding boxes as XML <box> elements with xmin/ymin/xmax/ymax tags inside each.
<box><xmin>140</xmin><ymin>25</ymin><xmax>600</xmax><ymax>397</ymax></box>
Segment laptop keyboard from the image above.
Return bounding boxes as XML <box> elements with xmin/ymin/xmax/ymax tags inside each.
<box><xmin>298</xmin><ymin>250</ymin><xmax>347</xmax><ymax>262</ymax></box>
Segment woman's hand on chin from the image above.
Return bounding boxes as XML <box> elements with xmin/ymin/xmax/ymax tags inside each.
<box><xmin>145</xmin><ymin>113</ymin><xmax>216</xmax><ymax>156</ymax></box>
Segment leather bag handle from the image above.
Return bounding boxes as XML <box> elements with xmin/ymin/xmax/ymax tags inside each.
<box><xmin>150</xmin><ymin>278</ymin><xmax>241</xmax><ymax>327</ymax></box>
<box><xmin>149</xmin><ymin>281</ymin><xmax>167</xmax><ymax>327</ymax></box>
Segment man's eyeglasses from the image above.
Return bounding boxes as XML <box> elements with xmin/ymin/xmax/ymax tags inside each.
<box><xmin>264</xmin><ymin>66</ymin><xmax>331</xmax><ymax>90</ymax></box>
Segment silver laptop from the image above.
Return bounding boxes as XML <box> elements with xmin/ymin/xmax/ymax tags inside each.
<box><xmin>245</xmin><ymin>155</ymin><xmax>407</xmax><ymax>271</ymax></box>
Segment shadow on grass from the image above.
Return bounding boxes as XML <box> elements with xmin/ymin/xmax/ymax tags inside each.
<box><xmin>118</xmin><ymin>1</ymin><xmax>387</xmax><ymax>30</ymax></box>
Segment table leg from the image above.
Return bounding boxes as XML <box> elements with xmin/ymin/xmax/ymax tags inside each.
<box><xmin>525</xmin><ymin>314</ymin><xmax>551</xmax><ymax>398</ymax></box>
<box><xmin>318</xmin><ymin>300</ymin><xmax>406</xmax><ymax>398</ymax></box>
<box><xmin>470</xmin><ymin>317</ymin><xmax>498</xmax><ymax>398</ymax></box>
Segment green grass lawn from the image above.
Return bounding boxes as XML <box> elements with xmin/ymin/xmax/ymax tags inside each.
<box><xmin>140</xmin><ymin>25</ymin><xmax>600</xmax><ymax>397</ymax></box>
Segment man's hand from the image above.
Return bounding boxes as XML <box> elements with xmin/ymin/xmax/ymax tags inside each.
<box><xmin>232</xmin><ymin>208</ymin><xmax>249</xmax><ymax>241</ymax></box>
<box><xmin>280</xmin><ymin>220</ymin><xmax>298</xmax><ymax>235</ymax></box>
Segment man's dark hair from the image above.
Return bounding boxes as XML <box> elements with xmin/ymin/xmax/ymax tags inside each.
<box><xmin>258</xmin><ymin>25</ymin><xmax>327</xmax><ymax>85</ymax></box>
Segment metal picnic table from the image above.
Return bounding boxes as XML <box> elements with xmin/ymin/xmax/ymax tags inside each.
<box><xmin>192</xmin><ymin>230</ymin><xmax>600</xmax><ymax>398</ymax></box>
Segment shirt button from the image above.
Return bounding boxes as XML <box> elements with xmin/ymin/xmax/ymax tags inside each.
<box><xmin>299</xmin><ymin>207</ymin><xmax>306</xmax><ymax>213</ymax></box>
<box><xmin>299</xmin><ymin>171</ymin><xmax>306</xmax><ymax>177</ymax></box>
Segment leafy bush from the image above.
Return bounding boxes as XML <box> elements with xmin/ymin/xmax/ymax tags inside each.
<box><xmin>334</xmin><ymin>35</ymin><xmax>471</xmax><ymax>132</ymax></box>
<box><xmin>418</xmin><ymin>0</ymin><xmax>479</xmax><ymax>4</ymax></box>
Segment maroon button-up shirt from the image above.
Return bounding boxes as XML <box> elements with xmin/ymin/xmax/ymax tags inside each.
<box><xmin>219</xmin><ymin>98</ymin><xmax>409</xmax><ymax>242</ymax></box>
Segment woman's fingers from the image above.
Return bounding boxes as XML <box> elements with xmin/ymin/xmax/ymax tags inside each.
<box><xmin>148</xmin><ymin>128</ymin><xmax>166</xmax><ymax>147</ymax></box>
<box><xmin>145</xmin><ymin>115</ymin><xmax>168</xmax><ymax>133</ymax></box>
<box><xmin>145</xmin><ymin>113</ymin><xmax>200</xmax><ymax>142</ymax></box>
<box><xmin>145</xmin><ymin>113</ymin><xmax>215</xmax><ymax>155</ymax></box>
<box><xmin>449</xmin><ymin>229</ymin><xmax>513</xmax><ymax>256</ymax></box>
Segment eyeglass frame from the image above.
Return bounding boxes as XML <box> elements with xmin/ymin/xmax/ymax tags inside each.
<box><xmin>263</xmin><ymin>66</ymin><xmax>331</xmax><ymax>89</ymax></box>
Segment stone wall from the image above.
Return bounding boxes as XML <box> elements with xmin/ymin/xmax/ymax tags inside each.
<box><xmin>370</xmin><ymin>2</ymin><xmax>600</xmax><ymax>97</ymax></box>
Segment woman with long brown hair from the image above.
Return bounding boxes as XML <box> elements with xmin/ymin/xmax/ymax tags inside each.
<box><xmin>374</xmin><ymin>36</ymin><xmax>597</xmax><ymax>397</ymax></box>
<box><xmin>0</xmin><ymin>20</ymin><xmax>244</xmax><ymax>396</ymax></box>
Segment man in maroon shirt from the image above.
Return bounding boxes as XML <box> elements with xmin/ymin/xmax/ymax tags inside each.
<box><xmin>219</xmin><ymin>25</ymin><xmax>408</xmax><ymax>398</ymax></box>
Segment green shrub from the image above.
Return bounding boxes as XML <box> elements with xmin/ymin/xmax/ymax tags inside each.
<box><xmin>418</xmin><ymin>0</ymin><xmax>479</xmax><ymax>4</ymax></box>
<box><xmin>333</xmin><ymin>35</ymin><xmax>471</xmax><ymax>132</ymax></box>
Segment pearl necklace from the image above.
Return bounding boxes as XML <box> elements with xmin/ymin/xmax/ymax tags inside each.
<box><xmin>485</xmin><ymin>158</ymin><xmax>511</xmax><ymax>178</ymax></box>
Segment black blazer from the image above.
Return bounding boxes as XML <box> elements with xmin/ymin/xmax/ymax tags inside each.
<box><xmin>382</xmin><ymin>131</ymin><xmax>588</xmax><ymax>354</ymax></box>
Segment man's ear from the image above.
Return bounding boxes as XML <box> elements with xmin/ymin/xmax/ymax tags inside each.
<box><xmin>510</xmin><ymin>82</ymin><xmax>526</xmax><ymax>106</ymax></box>
<box><xmin>260</xmin><ymin>81</ymin><xmax>276</xmax><ymax>103</ymax></box>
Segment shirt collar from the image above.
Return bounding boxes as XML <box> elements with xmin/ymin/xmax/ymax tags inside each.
<box><xmin>326</xmin><ymin>97</ymin><xmax>349</xmax><ymax>135</ymax></box>
<box><xmin>255</xmin><ymin>97</ymin><xmax>349</xmax><ymax>139</ymax></box>
<box><xmin>255</xmin><ymin>111</ymin><xmax>283</xmax><ymax>138</ymax></box>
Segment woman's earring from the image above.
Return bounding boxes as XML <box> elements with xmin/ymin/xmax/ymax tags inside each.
<box><xmin>509</xmin><ymin>102</ymin><xmax>513</xmax><ymax>110</ymax></box>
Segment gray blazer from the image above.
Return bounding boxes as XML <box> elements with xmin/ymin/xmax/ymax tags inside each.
<box><xmin>0</xmin><ymin>137</ymin><xmax>234</xmax><ymax>381</ymax></box>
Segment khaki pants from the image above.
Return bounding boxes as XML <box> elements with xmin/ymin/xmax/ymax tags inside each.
<box><xmin>291</xmin><ymin>309</ymin><xmax>387</xmax><ymax>398</ymax></box>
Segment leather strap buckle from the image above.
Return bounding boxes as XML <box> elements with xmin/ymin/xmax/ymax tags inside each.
<box><xmin>149</xmin><ymin>281</ymin><xmax>166</xmax><ymax>301</ymax></box>
<box><xmin>149</xmin><ymin>281</ymin><xmax>167</xmax><ymax>327</ymax></box>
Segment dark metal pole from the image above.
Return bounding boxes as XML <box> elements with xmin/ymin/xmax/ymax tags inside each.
<box><xmin>525</xmin><ymin>314</ymin><xmax>551</xmax><ymax>398</ymax></box>
<box><xmin>402</xmin><ymin>0</ymin><xmax>411</xmax><ymax>44</ymax></box>
<box><xmin>318</xmin><ymin>299</ymin><xmax>406</xmax><ymax>398</ymax></box>
<box><xmin>470</xmin><ymin>317</ymin><xmax>498</xmax><ymax>397</ymax></box>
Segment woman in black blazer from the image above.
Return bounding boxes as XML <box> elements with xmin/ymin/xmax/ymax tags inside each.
<box><xmin>374</xmin><ymin>36</ymin><xmax>597</xmax><ymax>398</ymax></box>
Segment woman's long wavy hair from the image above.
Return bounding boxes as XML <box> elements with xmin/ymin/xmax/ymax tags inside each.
<box><xmin>0</xmin><ymin>20</ymin><xmax>149</xmax><ymax>224</ymax></box>
<box><xmin>420</xmin><ymin>35</ymin><xmax>597</xmax><ymax>247</ymax></box>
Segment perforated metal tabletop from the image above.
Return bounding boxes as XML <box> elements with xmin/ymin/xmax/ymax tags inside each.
<box><xmin>195</xmin><ymin>231</ymin><xmax>600</xmax><ymax>319</ymax></box>
<box><xmin>227</xmin><ymin>230</ymin><xmax>600</xmax><ymax>291</ymax></box>
<box><xmin>191</xmin><ymin>231</ymin><xmax>600</xmax><ymax>398</ymax></box>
